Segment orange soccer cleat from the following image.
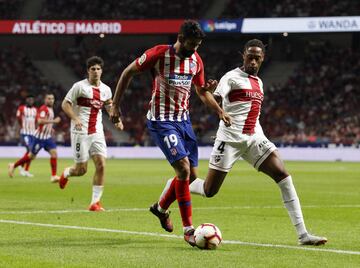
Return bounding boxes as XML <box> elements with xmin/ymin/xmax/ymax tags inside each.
<box><xmin>89</xmin><ymin>201</ymin><xmax>105</xmax><ymax>212</ymax></box>
<box><xmin>59</xmin><ymin>173</ymin><xmax>68</xmax><ymax>189</ymax></box>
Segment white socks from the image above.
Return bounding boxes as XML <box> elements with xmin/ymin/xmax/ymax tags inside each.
<box><xmin>91</xmin><ymin>185</ymin><xmax>104</xmax><ymax>205</ymax></box>
<box><xmin>189</xmin><ymin>178</ymin><xmax>206</xmax><ymax>196</ymax></box>
<box><xmin>63</xmin><ymin>167</ymin><xmax>71</xmax><ymax>178</ymax></box>
<box><xmin>277</xmin><ymin>176</ymin><xmax>308</xmax><ymax>236</ymax></box>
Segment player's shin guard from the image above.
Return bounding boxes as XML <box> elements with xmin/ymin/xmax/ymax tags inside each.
<box><xmin>175</xmin><ymin>178</ymin><xmax>192</xmax><ymax>228</ymax></box>
<box><xmin>278</xmin><ymin>175</ymin><xmax>308</xmax><ymax>236</ymax></box>
<box><xmin>50</xmin><ymin>157</ymin><xmax>57</xmax><ymax>176</ymax></box>
<box><xmin>158</xmin><ymin>177</ymin><xmax>177</xmax><ymax>212</ymax></box>
<box><xmin>14</xmin><ymin>154</ymin><xmax>31</xmax><ymax>168</ymax></box>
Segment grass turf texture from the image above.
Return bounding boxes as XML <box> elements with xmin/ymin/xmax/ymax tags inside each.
<box><xmin>0</xmin><ymin>159</ymin><xmax>359</xmax><ymax>267</ymax></box>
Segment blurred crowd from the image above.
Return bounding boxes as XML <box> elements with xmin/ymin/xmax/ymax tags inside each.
<box><xmin>222</xmin><ymin>0</ymin><xmax>360</xmax><ymax>18</ymax></box>
<box><xmin>0</xmin><ymin>0</ymin><xmax>23</xmax><ymax>19</ymax></box>
<box><xmin>39</xmin><ymin>0</ymin><xmax>206</xmax><ymax>19</ymax></box>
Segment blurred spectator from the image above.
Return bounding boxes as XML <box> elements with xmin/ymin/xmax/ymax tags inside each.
<box><xmin>0</xmin><ymin>0</ymin><xmax>24</xmax><ymax>19</ymax></box>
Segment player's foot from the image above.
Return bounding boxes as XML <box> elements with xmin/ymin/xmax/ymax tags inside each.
<box><xmin>89</xmin><ymin>202</ymin><xmax>105</xmax><ymax>211</ymax></box>
<box><xmin>19</xmin><ymin>166</ymin><xmax>26</xmax><ymax>176</ymax></box>
<box><xmin>59</xmin><ymin>173</ymin><xmax>68</xmax><ymax>189</ymax></box>
<box><xmin>184</xmin><ymin>228</ymin><xmax>196</xmax><ymax>247</ymax></box>
<box><xmin>24</xmin><ymin>171</ymin><xmax>34</xmax><ymax>178</ymax></box>
<box><xmin>149</xmin><ymin>202</ymin><xmax>173</xmax><ymax>232</ymax></box>
<box><xmin>50</xmin><ymin>175</ymin><xmax>60</xmax><ymax>183</ymax></box>
<box><xmin>8</xmin><ymin>163</ymin><xmax>15</xmax><ymax>178</ymax></box>
<box><xmin>299</xmin><ymin>233</ymin><xmax>327</xmax><ymax>246</ymax></box>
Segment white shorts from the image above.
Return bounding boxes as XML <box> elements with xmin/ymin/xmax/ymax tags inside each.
<box><xmin>71</xmin><ymin>133</ymin><xmax>107</xmax><ymax>163</ymax></box>
<box><xmin>209</xmin><ymin>133</ymin><xmax>277</xmax><ymax>172</ymax></box>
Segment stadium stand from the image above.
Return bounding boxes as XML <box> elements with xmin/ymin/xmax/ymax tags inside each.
<box><xmin>222</xmin><ymin>0</ymin><xmax>360</xmax><ymax>18</ymax></box>
<box><xmin>0</xmin><ymin>0</ymin><xmax>24</xmax><ymax>19</ymax></box>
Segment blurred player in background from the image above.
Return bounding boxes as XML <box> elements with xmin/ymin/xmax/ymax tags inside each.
<box><xmin>110</xmin><ymin>20</ymin><xmax>230</xmax><ymax>246</ymax></box>
<box><xmin>59</xmin><ymin>56</ymin><xmax>121</xmax><ymax>211</ymax></box>
<box><xmin>16</xmin><ymin>94</ymin><xmax>37</xmax><ymax>177</ymax></box>
<box><xmin>9</xmin><ymin>93</ymin><xmax>61</xmax><ymax>182</ymax></box>
<box><xmin>187</xmin><ymin>39</ymin><xmax>327</xmax><ymax>246</ymax></box>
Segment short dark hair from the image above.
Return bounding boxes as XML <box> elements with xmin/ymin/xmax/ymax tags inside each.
<box><xmin>179</xmin><ymin>20</ymin><xmax>205</xmax><ymax>40</ymax></box>
<box><xmin>86</xmin><ymin>56</ymin><xmax>104</xmax><ymax>70</ymax></box>
<box><xmin>244</xmin><ymin>39</ymin><xmax>266</xmax><ymax>53</ymax></box>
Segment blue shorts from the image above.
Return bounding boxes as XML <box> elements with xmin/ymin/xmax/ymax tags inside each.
<box><xmin>20</xmin><ymin>134</ymin><xmax>35</xmax><ymax>151</ymax></box>
<box><xmin>147</xmin><ymin>119</ymin><xmax>198</xmax><ymax>167</ymax></box>
<box><xmin>30</xmin><ymin>137</ymin><xmax>57</xmax><ymax>155</ymax></box>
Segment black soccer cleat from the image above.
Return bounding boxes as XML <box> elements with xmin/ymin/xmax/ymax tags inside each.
<box><xmin>184</xmin><ymin>228</ymin><xmax>197</xmax><ymax>247</ymax></box>
<box><xmin>149</xmin><ymin>202</ymin><xmax>174</xmax><ymax>232</ymax></box>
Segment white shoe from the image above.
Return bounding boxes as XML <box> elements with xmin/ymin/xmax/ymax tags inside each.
<box><xmin>19</xmin><ymin>166</ymin><xmax>26</xmax><ymax>176</ymax></box>
<box><xmin>50</xmin><ymin>175</ymin><xmax>60</xmax><ymax>183</ymax></box>
<box><xmin>25</xmin><ymin>171</ymin><xmax>34</xmax><ymax>177</ymax></box>
<box><xmin>299</xmin><ymin>233</ymin><xmax>327</xmax><ymax>246</ymax></box>
<box><xmin>8</xmin><ymin>163</ymin><xmax>15</xmax><ymax>178</ymax></box>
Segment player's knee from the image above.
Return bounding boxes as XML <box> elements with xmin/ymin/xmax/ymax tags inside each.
<box><xmin>174</xmin><ymin>158</ymin><xmax>191</xmax><ymax>179</ymax></box>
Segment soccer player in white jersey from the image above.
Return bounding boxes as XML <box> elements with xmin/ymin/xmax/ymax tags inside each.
<box><xmin>59</xmin><ymin>56</ymin><xmax>122</xmax><ymax>212</ymax></box>
<box><xmin>183</xmin><ymin>39</ymin><xmax>327</xmax><ymax>246</ymax></box>
<box><xmin>110</xmin><ymin>20</ymin><xmax>230</xmax><ymax>246</ymax></box>
<box><xmin>16</xmin><ymin>94</ymin><xmax>37</xmax><ymax>177</ymax></box>
<box><xmin>9</xmin><ymin>93</ymin><xmax>61</xmax><ymax>182</ymax></box>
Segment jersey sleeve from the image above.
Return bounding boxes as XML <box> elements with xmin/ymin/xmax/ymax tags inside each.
<box><xmin>65</xmin><ymin>82</ymin><xmax>81</xmax><ymax>104</ymax></box>
<box><xmin>16</xmin><ymin>106</ymin><xmax>23</xmax><ymax>119</ymax></box>
<box><xmin>135</xmin><ymin>45</ymin><xmax>163</xmax><ymax>71</ymax></box>
<box><xmin>214</xmin><ymin>73</ymin><xmax>232</xmax><ymax>98</ymax></box>
<box><xmin>37</xmin><ymin>106</ymin><xmax>48</xmax><ymax>121</ymax></box>
<box><xmin>192</xmin><ymin>54</ymin><xmax>205</xmax><ymax>87</ymax></box>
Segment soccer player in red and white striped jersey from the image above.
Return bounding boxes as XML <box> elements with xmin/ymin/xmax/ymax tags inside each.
<box><xmin>58</xmin><ymin>56</ymin><xmax>120</xmax><ymax>212</ymax></box>
<box><xmin>189</xmin><ymin>39</ymin><xmax>327</xmax><ymax>246</ymax></box>
<box><xmin>9</xmin><ymin>93</ymin><xmax>61</xmax><ymax>182</ymax></box>
<box><xmin>16</xmin><ymin>94</ymin><xmax>37</xmax><ymax>177</ymax></box>
<box><xmin>110</xmin><ymin>20</ymin><xmax>230</xmax><ymax>247</ymax></box>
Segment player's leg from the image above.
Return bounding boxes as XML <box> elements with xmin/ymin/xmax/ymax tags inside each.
<box><xmin>8</xmin><ymin>138</ymin><xmax>39</xmax><ymax>178</ymax></box>
<box><xmin>259</xmin><ymin>151</ymin><xmax>327</xmax><ymax>245</ymax></box>
<box><xmin>45</xmin><ymin>138</ymin><xmax>59</xmax><ymax>182</ymax></box>
<box><xmin>59</xmin><ymin>133</ymin><xmax>90</xmax><ymax>189</ymax></box>
<box><xmin>89</xmin><ymin>154</ymin><xmax>106</xmax><ymax>211</ymax></box>
<box><xmin>24</xmin><ymin>135</ymin><xmax>34</xmax><ymax>176</ymax></box>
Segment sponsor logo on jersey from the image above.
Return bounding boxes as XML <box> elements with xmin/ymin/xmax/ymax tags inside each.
<box><xmin>168</xmin><ymin>74</ymin><xmax>192</xmax><ymax>87</ymax></box>
<box><xmin>90</xmin><ymin>99</ymin><xmax>103</xmax><ymax>109</ymax></box>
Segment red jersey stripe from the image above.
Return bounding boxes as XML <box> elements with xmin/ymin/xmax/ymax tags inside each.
<box><xmin>242</xmin><ymin>77</ymin><xmax>262</xmax><ymax>134</ymax></box>
<box><xmin>88</xmin><ymin>88</ymin><xmax>100</xmax><ymax>134</ymax></box>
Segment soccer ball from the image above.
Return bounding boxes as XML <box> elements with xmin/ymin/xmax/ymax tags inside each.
<box><xmin>194</xmin><ymin>223</ymin><xmax>222</xmax><ymax>250</ymax></box>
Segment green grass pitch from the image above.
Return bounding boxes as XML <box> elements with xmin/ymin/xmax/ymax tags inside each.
<box><xmin>0</xmin><ymin>158</ymin><xmax>359</xmax><ymax>267</ymax></box>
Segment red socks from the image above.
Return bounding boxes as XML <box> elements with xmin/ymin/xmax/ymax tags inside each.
<box><xmin>50</xmin><ymin>157</ymin><xmax>57</xmax><ymax>176</ymax></box>
<box><xmin>14</xmin><ymin>154</ymin><xmax>31</xmax><ymax>168</ymax></box>
<box><xmin>159</xmin><ymin>177</ymin><xmax>177</xmax><ymax>210</ymax></box>
<box><xmin>175</xmin><ymin>179</ymin><xmax>192</xmax><ymax>227</ymax></box>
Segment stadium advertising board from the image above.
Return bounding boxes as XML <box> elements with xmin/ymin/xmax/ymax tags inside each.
<box><xmin>0</xmin><ymin>17</ymin><xmax>359</xmax><ymax>34</ymax></box>
<box><xmin>0</xmin><ymin>20</ymin><xmax>184</xmax><ymax>34</ymax></box>
<box><xmin>242</xmin><ymin>16</ymin><xmax>360</xmax><ymax>33</ymax></box>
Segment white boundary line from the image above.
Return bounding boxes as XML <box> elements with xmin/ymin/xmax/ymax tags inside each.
<box><xmin>0</xmin><ymin>219</ymin><xmax>359</xmax><ymax>256</ymax></box>
<box><xmin>0</xmin><ymin>204</ymin><xmax>359</xmax><ymax>215</ymax></box>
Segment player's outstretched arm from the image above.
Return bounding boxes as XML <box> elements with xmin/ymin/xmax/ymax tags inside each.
<box><xmin>110</xmin><ymin>60</ymin><xmax>141</xmax><ymax>124</ymax></box>
<box><xmin>195</xmin><ymin>82</ymin><xmax>232</xmax><ymax>127</ymax></box>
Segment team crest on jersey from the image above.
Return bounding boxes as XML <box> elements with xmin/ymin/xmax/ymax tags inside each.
<box><xmin>170</xmin><ymin>148</ymin><xmax>178</xmax><ymax>156</ymax></box>
<box><xmin>76</xmin><ymin>153</ymin><xmax>80</xmax><ymax>159</ymax></box>
<box><xmin>190</xmin><ymin>62</ymin><xmax>197</xmax><ymax>73</ymax></box>
<box><xmin>138</xmin><ymin>53</ymin><xmax>147</xmax><ymax>65</ymax></box>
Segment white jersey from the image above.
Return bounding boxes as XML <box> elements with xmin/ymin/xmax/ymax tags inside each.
<box><xmin>214</xmin><ymin>68</ymin><xmax>265</xmax><ymax>142</ymax></box>
<box><xmin>65</xmin><ymin>79</ymin><xmax>112</xmax><ymax>135</ymax></box>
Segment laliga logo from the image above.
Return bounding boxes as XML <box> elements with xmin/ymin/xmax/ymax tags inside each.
<box><xmin>203</xmin><ymin>20</ymin><xmax>215</xmax><ymax>32</ymax></box>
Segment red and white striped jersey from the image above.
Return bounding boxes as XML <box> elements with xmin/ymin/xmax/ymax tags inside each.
<box><xmin>16</xmin><ymin>105</ymin><xmax>37</xmax><ymax>135</ymax></box>
<box><xmin>65</xmin><ymin>79</ymin><xmax>112</xmax><ymax>135</ymax></box>
<box><xmin>214</xmin><ymin>68</ymin><xmax>265</xmax><ymax>142</ymax></box>
<box><xmin>34</xmin><ymin>105</ymin><xmax>55</xmax><ymax>140</ymax></box>
<box><xmin>136</xmin><ymin>45</ymin><xmax>205</xmax><ymax>121</ymax></box>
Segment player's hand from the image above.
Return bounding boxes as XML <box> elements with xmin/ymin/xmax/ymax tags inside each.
<box><xmin>114</xmin><ymin>118</ymin><xmax>124</xmax><ymax>131</ymax></box>
<box><xmin>204</xmin><ymin>79</ymin><xmax>218</xmax><ymax>93</ymax></box>
<box><xmin>218</xmin><ymin>110</ymin><xmax>232</xmax><ymax>127</ymax></box>
<box><xmin>74</xmin><ymin>118</ymin><xmax>82</xmax><ymax>131</ymax></box>
<box><xmin>54</xmin><ymin>117</ymin><xmax>61</xmax><ymax>124</ymax></box>
<box><xmin>109</xmin><ymin>105</ymin><xmax>121</xmax><ymax>125</ymax></box>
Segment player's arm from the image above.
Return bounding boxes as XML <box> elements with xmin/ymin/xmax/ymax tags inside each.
<box><xmin>104</xmin><ymin>99</ymin><xmax>123</xmax><ymax>130</ymax></box>
<box><xmin>61</xmin><ymin>99</ymin><xmax>82</xmax><ymax>130</ymax></box>
<box><xmin>110</xmin><ymin>60</ymin><xmax>141</xmax><ymax>123</ymax></box>
<box><xmin>16</xmin><ymin>107</ymin><xmax>23</xmax><ymax>125</ymax></box>
<box><xmin>195</xmin><ymin>83</ymin><xmax>231</xmax><ymax>127</ymax></box>
<box><xmin>37</xmin><ymin>117</ymin><xmax>61</xmax><ymax>124</ymax></box>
